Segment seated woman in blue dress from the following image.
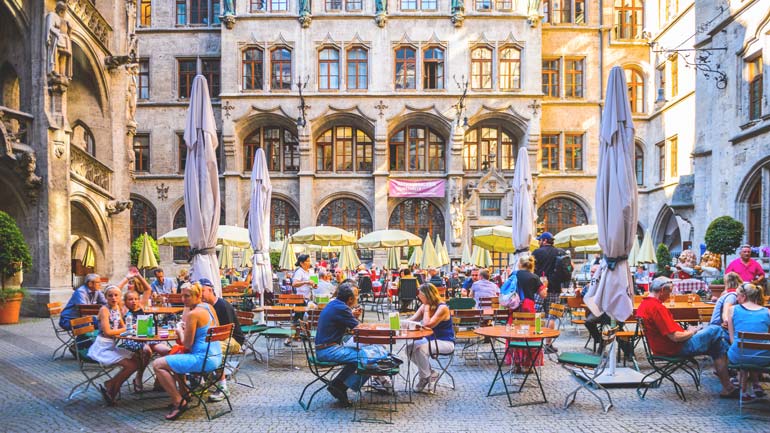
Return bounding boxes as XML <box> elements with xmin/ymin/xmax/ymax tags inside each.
<box><xmin>727</xmin><ymin>282</ymin><xmax>770</xmax><ymax>401</ymax></box>
<box><xmin>152</xmin><ymin>282</ymin><xmax>221</xmax><ymax>420</ymax></box>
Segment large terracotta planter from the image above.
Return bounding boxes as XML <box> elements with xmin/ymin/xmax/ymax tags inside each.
<box><xmin>0</xmin><ymin>293</ymin><xmax>23</xmax><ymax>324</ymax></box>
<box><xmin>710</xmin><ymin>284</ymin><xmax>725</xmax><ymax>299</ymax></box>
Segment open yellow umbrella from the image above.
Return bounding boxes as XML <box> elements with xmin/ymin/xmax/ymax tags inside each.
<box><xmin>637</xmin><ymin>230</ymin><xmax>657</xmax><ymax>264</ymax></box>
<box><xmin>473</xmin><ymin>225</ymin><xmax>516</xmax><ymax>253</ymax></box>
<box><xmin>386</xmin><ymin>247</ymin><xmax>401</xmax><ymax>270</ymax></box>
<box><xmin>628</xmin><ymin>238</ymin><xmax>640</xmax><ymax>266</ymax></box>
<box><xmin>408</xmin><ymin>246</ymin><xmax>423</xmax><ymax>267</ymax></box>
<box><xmin>356</xmin><ymin>229</ymin><xmax>422</xmax><ymax>249</ymax></box>
<box><xmin>339</xmin><ymin>245</ymin><xmax>361</xmax><ymax>271</ymax></box>
<box><xmin>420</xmin><ymin>234</ymin><xmax>441</xmax><ymax>269</ymax></box>
<box><xmin>218</xmin><ymin>245</ymin><xmax>234</xmax><ymax>269</ymax></box>
<box><xmin>575</xmin><ymin>243</ymin><xmax>603</xmax><ymax>254</ymax></box>
<box><xmin>82</xmin><ymin>244</ymin><xmax>96</xmax><ymax>268</ymax></box>
<box><xmin>157</xmin><ymin>225</ymin><xmax>251</xmax><ymax>249</ymax></box>
<box><xmin>137</xmin><ymin>233</ymin><xmax>158</xmax><ymax>270</ymax></box>
<box><xmin>554</xmin><ymin>224</ymin><xmax>599</xmax><ymax>249</ymax></box>
<box><xmin>278</xmin><ymin>237</ymin><xmax>296</xmax><ymax>270</ymax></box>
<box><xmin>435</xmin><ymin>235</ymin><xmax>450</xmax><ymax>266</ymax></box>
<box><xmin>461</xmin><ymin>244</ymin><xmax>472</xmax><ymax>264</ymax></box>
<box><xmin>291</xmin><ymin>226</ymin><xmax>356</xmax><ymax>246</ymax></box>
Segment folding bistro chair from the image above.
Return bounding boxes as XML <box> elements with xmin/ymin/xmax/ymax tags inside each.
<box><xmin>615</xmin><ymin>316</ymin><xmax>643</xmax><ymax>371</ymax></box>
<box><xmin>399</xmin><ymin>279</ymin><xmax>418</xmax><ymax>313</ymax></box>
<box><xmin>548</xmin><ymin>303</ymin><xmax>567</xmax><ymax>331</ymax></box>
<box><xmin>418</xmin><ymin>334</ymin><xmax>455</xmax><ymax>393</ymax></box>
<box><xmin>261</xmin><ymin>308</ymin><xmax>297</xmax><ymax>368</ymax></box>
<box><xmin>297</xmin><ymin>321</ymin><xmax>344</xmax><ymax>411</ymax></box>
<box><xmin>373</xmin><ymin>281</ymin><xmax>392</xmax><ymax>321</ymax></box>
<box><xmin>352</xmin><ymin>328</ymin><xmax>400</xmax><ymax>424</ymax></box>
<box><xmin>636</xmin><ymin>318</ymin><xmax>701</xmax><ymax>401</ymax></box>
<box><xmin>728</xmin><ymin>331</ymin><xmax>770</xmax><ymax>417</ymax></box>
<box><xmin>236</xmin><ymin>310</ymin><xmax>266</xmax><ymax>362</ymax></box>
<box><xmin>78</xmin><ymin>304</ymin><xmax>102</xmax><ymax>317</ymax></box>
<box><xmin>66</xmin><ymin>316</ymin><xmax>117</xmax><ymax>401</ymax></box>
<box><xmin>47</xmin><ymin>302</ymin><xmax>74</xmax><ymax>360</ymax></box>
<box><xmin>556</xmin><ymin>326</ymin><xmax>618</xmax><ymax>413</ymax></box>
<box><xmin>478</xmin><ymin>297</ymin><xmax>499</xmax><ymax>310</ymax></box>
<box><xmin>358</xmin><ymin>276</ymin><xmax>374</xmax><ymax>307</ymax></box>
<box><xmin>452</xmin><ymin>309</ymin><xmax>484</xmax><ymax>363</ymax></box>
<box><xmin>187</xmin><ymin>324</ymin><xmax>235</xmax><ymax>420</ymax></box>
<box><xmin>162</xmin><ymin>293</ymin><xmax>185</xmax><ymax>307</ymax></box>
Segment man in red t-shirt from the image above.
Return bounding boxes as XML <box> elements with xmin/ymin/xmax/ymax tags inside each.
<box><xmin>636</xmin><ymin>277</ymin><xmax>737</xmax><ymax>398</ymax></box>
<box><xmin>725</xmin><ymin>245</ymin><xmax>766</xmax><ymax>286</ymax></box>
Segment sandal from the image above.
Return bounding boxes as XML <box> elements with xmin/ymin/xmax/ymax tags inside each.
<box><xmin>132</xmin><ymin>378</ymin><xmax>144</xmax><ymax>393</ymax></box>
<box><xmin>98</xmin><ymin>384</ymin><xmax>115</xmax><ymax>406</ymax></box>
<box><xmin>719</xmin><ymin>388</ymin><xmax>740</xmax><ymax>399</ymax></box>
<box><xmin>164</xmin><ymin>398</ymin><xmax>188</xmax><ymax>421</ymax></box>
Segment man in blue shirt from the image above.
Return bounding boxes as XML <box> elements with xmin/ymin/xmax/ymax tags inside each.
<box><xmin>150</xmin><ymin>268</ymin><xmax>177</xmax><ymax>294</ymax></box>
<box><xmin>462</xmin><ymin>268</ymin><xmax>479</xmax><ymax>294</ymax></box>
<box><xmin>59</xmin><ymin>273</ymin><xmax>107</xmax><ymax>330</ymax></box>
<box><xmin>314</xmin><ymin>282</ymin><xmax>364</xmax><ymax>405</ymax></box>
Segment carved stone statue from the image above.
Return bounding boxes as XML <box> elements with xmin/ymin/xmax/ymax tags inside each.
<box><xmin>451</xmin><ymin>0</ymin><xmax>464</xmax><ymax>27</ymax></box>
<box><xmin>223</xmin><ymin>0</ymin><xmax>236</xmax><ymax>15</ymax></box>
<box><xmin>106</xmin><ymin>200</ymin><xmax>133</xmax><ymax>216</ymax></box>
<box><xmin>527</xmin><ymin>0</ymin><xmax>542</xmax><ymax>26</ymax></box>
<box><xmin>45</xmin><ymin>1</ymin><xmax>72</xmax><ymax>79</ymax></box>
<box><xmin>126</xmin><ymin>63</ymin><xmax>138</xmax><ymax>128</ymax></box>
<box><xmin>450</xmin><ymin>201</ymin><xmax>465</xmax><ymax>241</ymax></box>
<box><xmin>375</xmin><ymin>0</ymin><xmax>387</xmax><ymax>27</ymax></box>
<box><xmin>19</xmin><ymin>151</ymin><xmax>42</xmax><ymax>190</ymax></box>
<box><xmin>299</xmin><ymin>0</ymin><xmax>312</xmax><ymax>28</ymax></box>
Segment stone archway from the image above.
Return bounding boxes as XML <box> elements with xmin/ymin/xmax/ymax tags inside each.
<box><xmin>70</xmin><ymin>201</ymin><xmax>105</xmax><ymax>278</ymax></box>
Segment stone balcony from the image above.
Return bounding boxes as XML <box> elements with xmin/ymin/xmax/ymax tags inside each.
<box><xmin>0</xmin><ymin>105</ymin><xmax>33</xmax><ymax>154</ymax></box>
<box><xmin>69</xmin><ymin>143</ymin><xmax>113</xmax><ymax>197</ymax></box>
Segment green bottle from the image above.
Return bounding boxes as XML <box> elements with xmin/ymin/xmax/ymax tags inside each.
<box><xmin>147</xmin><ymin>315</ymin><xmax>155</xmax><ymax>337</ymax></box>
<box><xmin>534</xmin><ymin>312</ymin><xmax>542</xmax><ymax>334</ymax></box>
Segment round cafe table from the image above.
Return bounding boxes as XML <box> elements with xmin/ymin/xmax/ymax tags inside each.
<box><xmin>355</xmin><ymin>323</ymin><xmax>433</xmax><ymax>401</ymax></box>
<box><xmin>474</xmin><ymin>325</ymin><xmax>560</xmax><ymax>407</ymax></box>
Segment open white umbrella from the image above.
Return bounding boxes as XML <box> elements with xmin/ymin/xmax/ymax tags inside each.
<box><xmin>183</xmin><ymin>75</ymin><xmax>221</xmax><ymax>296</ymax></box>
<box><xmin>278</xmin><ymin>237</ymin><xmax>296</xmax><ymax>271</ymax></box>
<box><xmin>356</xmin><ymin>229</ymin><xmax>422</xmax><ymax>249</ymax></box>
<box><xmin>339</xmin><ymin>245</ymin><xmax>361</xmax><ymax>271</ymax></box>
<box><xmin>291</xmin><ymin>226</ymin><xmax>356</xmax><ymax>246</ymax></box>
<box><xmin>408</xmin><ymin>246</ymin><xmax>423</xmax><ymax>267</ymax></box>
<box><xmin>157</xmin><ymin>225</ymin><xmax>250</xmax><ymax>249</ymax></box>
<box><xmin>637</xmin><ymin>230</ymin><xmax>657</xmax><ymax>264</ymax></box>
<box><xmin>511</xmin><ymin>146</ymin><xmax>536</xmax><ymax>264</ymax></box>
<box><xmin>435</xmin><ymin>235</ymin><xmax>450</xmax><ymax>266</ymax></box>
<box><xmin>386</xmin><ymin>247</ymin><xmax>401</xmax><ymax>270</ymax></box>
<box><xmin>461</xmin><ymin>244</ymin><xmax>472</xmax><ymax>264</ymax></box>
<box><xmin>584</xmin><ymin>66</ymin><xmax>638</xmax><ymax>322</ymax></box>
<box><xmin>628</xmin><ymin>238</ymin><xmax>640</xmax><ymax>267</ymax></box>
<box><xmin>421</xmin><ymin>234</ymin><xmax>441</xmax><ymax>269</ymax></box>
<box><xmin>248</xmin><ymin>147</ymin><xmax>273</xmax><ymax>310</ymax></box>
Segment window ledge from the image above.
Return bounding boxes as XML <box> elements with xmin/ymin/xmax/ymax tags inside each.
<box><xmin>739</xmin><ymin>119</ymin><xmax>761</xmax><ymax>131</ymax></box>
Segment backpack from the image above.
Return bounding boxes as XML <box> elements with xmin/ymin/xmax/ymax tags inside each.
<box><xmin>499</xmin><ymin>272</ymin><xmax>524</xmax><ymax>310</ymax></box>
<box><xmin>550</xmin><ymin>250</ymin><xmax>573</xmax><ymax>283</ymax></box>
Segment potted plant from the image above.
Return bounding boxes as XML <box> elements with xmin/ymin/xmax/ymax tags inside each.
<box><xmin>704</xmin><ymin>215</ymin><xmax>744</xmax><ymax>297</ymax></box>
<box><xmin>654</xmin><ymin>243</ymin><xmax>672</xmax><ymax>278</ymax></box>
<box><xmin>0</xmin><ymin>211</ymin><xmax>32</xmax><ymax>324</ymax></box>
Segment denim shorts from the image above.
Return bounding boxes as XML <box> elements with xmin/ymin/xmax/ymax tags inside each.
<box><xmin>678</xmin><ymin>325</ymin><xmax>729</xmax><ymax>360</ymax></box>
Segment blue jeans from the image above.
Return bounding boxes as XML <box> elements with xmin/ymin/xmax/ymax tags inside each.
<box><xmin>679</xmin><ymin>325</ymin><xmax>729</xmax><ymax>360</ymax></box>
<box><xmin>316</xmin><ymin>345</ymin><xmax>367</xmax><ymax>391</ymax></box>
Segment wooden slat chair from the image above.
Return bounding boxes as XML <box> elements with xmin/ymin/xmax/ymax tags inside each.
<box><xmin>78</xmin><ymin>304</ymin><xmax>102</xmax><ymax>317</ymax></box>
<box><xmin>491</xmin><ymin>308</ymin><xmax>509</xmax><ymax>326</ymax></box>
<box><xmin>506</xmin><ymin>312</ymin><xmax>538</xmax><ymax>353</ymax></box>
<box><xmin>446</xmin><ymin>297</ymin><xmax>476</xmax><ymax>310</ymax></box>
<box><xmin>47</xmin><ymin>302</ymin><xmax>74</xmax><ymax>360</ymax></box>
<box><xmin>187</xmin><ymin>324</ymin><xmax>235</xmax><ymax>420</ymax></box>
<box><xmin>636</xmin><ymin>317</ymin><xmax>701</xmax><ymax>401</ymax></box>
<box><xmin>671</xmin><ymin>308</ymin><xmax>701</xmax><ymax>329</ymax></box>
<box><xmin>352</xmin><ymin>328</ymin><xmax>400</xmax><ymax>424</ymax></box>
<box><xmin>697</xmin><ymin>308</ymin><xmax>713</xmax><ymax>325</ymax></box>
<box><xmin>398</xmin><ymin>278</ymin><xmax>419</xmax><ymax>313</ymax></box>
<box><xmin>478</xmin><ymin>296</ymin><xmax>499</xmax><ymax>310</ymax></box>
<box><xmin>452</xmin><ymin>309</ymin><xmax>484</xmax><ymax>363</ymax></box>
<box><xmin>261</xmin><ymin>308</ymin><xmax>297</xmax><ymax>368</ymax></box>
<box><xmin>163</xmin><ymin>293</ymin><xmax>185</xmax><ymax>307</ymax></box>
<box><xmin>727</xmin><ymin>332</ymin><xmax>770</xmax><ymax>416</ymax></box>
<box><xmin>66</xmin><ymin>316</ymin><xmax>118</xmax><ymax>401</ymax></box>
<box><xmin>566</xmin><ymin>295</ymin><xmax>586</xmax><ymax>334</ymax></box>
<box><xmin>236</xmin><ymin>310</ymin><xmax>266</xmax><ymax>363</ymax></box>
<box><xmin>556</xmin><ymin>326</ymin><xmax>619</xmax><ymax>413</ymax></box>
<box><xmin>297</xmin><ymin>321</ymin><xmax>344</xmax><ymax>411</ymax></box>
<box><xmin>673</xmin><ymin>294</ymin><xmax>692</xmax><ymax>303</ymax></box>
<box><xmin>548</xmin><ymin>303</ymin><xmax>567</xmax><ymax>330</ymax></box>
<box><xmin>615</xmin><ymin>315</ymin><xmax>643</xmax><ymax>371</ymax></box>
<box><xmin>276</xmin><ymin>293</ymin><xmax>306</xmax><ymax>307</ymax></box>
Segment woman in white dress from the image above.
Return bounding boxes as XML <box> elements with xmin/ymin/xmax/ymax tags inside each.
<box><xmin>87</xmin><ymin>285</ymin><xmax>139</xmax><ymax>405</ymax></box>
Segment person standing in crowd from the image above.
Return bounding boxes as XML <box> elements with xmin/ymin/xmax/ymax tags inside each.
<box><xmin>292</xmin><ymin>254</ymin><xmax>317</xmax><ymax>301</ymax></box>
<box><xmin>532</xmin><ymin>232</ymin><xmax>566</xmax><ymax>353</ymax></box>
<box><xmin>151</xmin><ymin>268</ymin><xmax>177</xmax><ymax>295</ymax></box>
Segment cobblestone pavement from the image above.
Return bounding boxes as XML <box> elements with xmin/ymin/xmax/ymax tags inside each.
<box><xmin>0</xmin><ymin>316</ymin><xmax>768</xmax><ymax>433</ymax></box>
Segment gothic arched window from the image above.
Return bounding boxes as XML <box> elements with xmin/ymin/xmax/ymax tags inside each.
<box><xmin>537</xmin><ymin>197</ymin><xmax>588</xmax><ymax>234</ymax></box>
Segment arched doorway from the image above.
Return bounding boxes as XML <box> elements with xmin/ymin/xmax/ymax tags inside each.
<box><xmin>244</xmin><ymin>197</ymin><xmax>300</xmax><ymax>242</ymax></box>
<box><xmin>537</xmin><ymin>197</ymin><xmax>588</xmax><ymax>234</ymax></box>
<box><xmin>654</xmin><ymin>206</ymin><xmax>682</xmax><ymax>255</ymax></box>
<box><xmin>317</xmin><ymin>198</ymin><xmax>373</xmax><ymax>260</ymax></box>
<box><xmin>738</xmin><ymin>159</ymin><xmax>769</xmax><ymax>246</ymax></box>
<box><xmin>70</xmin><ymin>201</ymin><xmax>104</xmax><ymax>280</ymax></box>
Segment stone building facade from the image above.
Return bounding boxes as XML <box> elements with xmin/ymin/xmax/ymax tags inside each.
<box><xmin>0</xmin><ymin>0</ymin><xmax>134</xmax><ymax>314</ymax></box>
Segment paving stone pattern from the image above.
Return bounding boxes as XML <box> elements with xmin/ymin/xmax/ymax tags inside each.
<box><xmin>0</xmin><ymin>317</ymin><xmax>767</xmax><ymax>433</ymax></box>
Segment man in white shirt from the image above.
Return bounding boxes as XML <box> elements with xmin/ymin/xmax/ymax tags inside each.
<box><xmin>469</xmin><ymin>269</ymin><xmax>500</xmax><ymax>306</ymax></box>
<box><xmin>315</xmin><ymin>268</ymin><xmax>335</xmax><ymax>299</ymax></box>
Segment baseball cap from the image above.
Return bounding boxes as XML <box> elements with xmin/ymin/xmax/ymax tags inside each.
<box><xmin>536</xmin><ymin>232</ymin><xmax>554</xmax><ymax>241</ymax></box>
<box><xmin>197</xmin><ymin>278</ymin><xmax>214</xmax><ymax>288</ymax></box>
<box><xmin>650</xmin><ymin>276</ymin><xmax>673</xmax><ymax>292</ymax></box>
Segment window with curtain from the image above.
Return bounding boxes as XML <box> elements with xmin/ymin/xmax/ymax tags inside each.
<box><xmin>463</xmin><ymin>126</ymin><xmax>516</xmax><ymax>171</ymax></box>
<box><xmin>614</xmin><ymin>0</ymin><xmax>644</xmax><ymax>40</ymax></box>
<box><xmin>271</xmin><ymin>48</ymin><xmax>292</xmax><ymax>90</ymax></box>
<box><xmin>243</xmin><ymin>127</ymin><xmax>299</xmax><ymax>172</ymax></box>
<box><xmin>537</xmin><ymin>197</ymin><xmax>588</xmax><ymax>234</ymax></box>
<box><xmin>395</xmin><ymin>46</ymin><xmax>416</xmax><ymax>90</ymax></box>
<box><xmin>423</xmin><ymin>47</ymin><xmax>445</xmax><ymax>90</ymax></box>
<box><xmin>389</xmin><ymin>125</ymin><xmax>445</xmax><ymax>172</ymax></box>
<box><xmin>389</xmin><ymin>199</ymin><xmax>445</xmax><ymax>241</ymax></box>
<box><xmin>499</xmin><ymin>47</ymin><xmax>521</xmax><ymax>90</ymax></box>
<box><xmin>315</xmin><ymin>127</ymin><xmax>373</xmax><ymax>172</ymax></box>
<box><xmin>471</xmin><ymin>47</ymin><xmax>493</xmax><ymax>90</ymax></box>
<box><xmin>319</xmin><ymin>47</ymin><xmax>340</xmax><ymax>90</ymax></box>
<box><xmin>139</xmin><ymin>0</ymin><xmax>152</xmax><ymax>26</ymax></box>
<box><xmin>130</xmin><ymin>197</ymin><xmax>157</xmax><ymax>241</ymax></box>
<box><xmin>242</xmin><ymin>48</ymin><xmax>264</xmax><ymax>90</ymax></box>
<box><xmin>347</xmin><ymin>48</ymin><xmax>368</xmax><ymax>90</ymax></box>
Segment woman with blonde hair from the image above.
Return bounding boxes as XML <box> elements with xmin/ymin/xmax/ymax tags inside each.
<box><xmin>709</xmin><ymin>272</ymin><xmax>743</xmax><ymax>327</ymax></box>
<box><xmin>152</xmin><ymin>282</ymin><xmax>221</xmax><ymax>420</ymax></box>
<box><xmin>405</xmin><ymin>283</ymin><xmax>454</xmax><ymax>393</ymax></box>
<box><xmin>727</xmin><ymin>283</ymin><xmax>770</xmax><ymax>400</ymax></box>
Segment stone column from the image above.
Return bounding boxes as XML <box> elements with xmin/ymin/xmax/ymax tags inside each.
<box><xmin>297</xmin><ymin>124</ymin><xmax>314</xmax><ymax>228</ymax></box>
<box><xmin>372</xmin><ymin>118</ymin><xmax>389</xmax><ymax>266</ymax></box>
<box><xmin>446</xmin><ymin>123</ymin><xmax>466</xmax><ymax>257</ymax></box>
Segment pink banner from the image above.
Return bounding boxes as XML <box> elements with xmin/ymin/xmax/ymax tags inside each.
<box><xmin>388</xmin><ymin>179</ymin><xmax>446</xmax><ymax>198</ymax></box>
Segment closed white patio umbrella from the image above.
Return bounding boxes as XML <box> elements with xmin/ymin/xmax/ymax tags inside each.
<box><xmin>408</xmin><ymin>246</ymin><xmax>423</xmax><ymax>267</ymax></box>
<box><xmin>584</xmin><ymin>66</ymin><xmax>639</xmax><ymax>322</ymax></box>
<box><xmin>278</xmin><ymin>237</ymin><xmax>296</xmax><ymax>271</ymax></box>
<box><xmin>249</xmin><ymin>148</ymin><xmax>273</xmax><ymax>309</ymax></box>
<box><xmin>511</xmin><ymin>146</ymin><xmax>536</xmax><ymax>264</ymax></box>
<box><xmin>183</xmin><ymin>75</ymin><xmax>221</xmax><ymax>296</ymax></box>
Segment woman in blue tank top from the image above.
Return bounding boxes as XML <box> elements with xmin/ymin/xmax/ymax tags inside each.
<box><xmin>406</xmin><ymin>283</ymin><xmax>455</xmax><ymax>393</ymax></box>
<box><xmin>727</xmin><ymin>283</ymin><xmax>770</xmax><ymax>400</ymax></box>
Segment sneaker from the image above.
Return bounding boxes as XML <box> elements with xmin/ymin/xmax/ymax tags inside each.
<box><xmin>208</xmin><ymin>390</ymin><xmax>227</xmax><ymax>402</ymax></box>
<box><xmin>327</xmin><ymin>383</ymin><xmax>350</xmax><ymax>406</ymax></box>
<box><xmin>370</xmin><ymin>377</ymin><xmax>394</xmax><ymax>394</ymax></box>
<box><xmin>413</xmin><ymin>375</ymin><xmax>431</xmax><ymax>393</ymax></box>
<box><xmin>428</xmin><ymin>371</ymin><xmax>440</xmax><ymax>389</ymax></box>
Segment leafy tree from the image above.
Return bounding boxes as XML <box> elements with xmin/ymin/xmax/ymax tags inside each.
<box><xmin>0</xmin><ymin>211</ymin><xmax>32</xmax><ymax>280</ymax></box>
<box><xmin>656</xmin><ymin>243</ymin><xmax>672</xmax><ymax>269</ymax></box>
<box><xmin>130</xmin><ymin>233</ymin><xmax>160</xmax><ymax>267</ymax></box>
<box><xmin>704</xmin><ymin>216</ymin><xmax>744</xmax><ymax>256</ymax></box>
<box><xmin>270</xmin><ymin>251</ymin><xmax>280</xmax><ymax>269</ymax></box>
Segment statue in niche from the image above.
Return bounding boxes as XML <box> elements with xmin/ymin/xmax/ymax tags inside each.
<box><xmin>450</xmin><ymin>201</ymin><xmax>465</xmax><ymax>242</ymax></box>
<box><xmin>299</xmin><ymin>0</ymin><xmax>312</xmax><ymax>28</ymax></box>
<box><xmin>527</xmin><ymin>0</ymin><xmax>542</xmax><ymax>26</ymax></box>
<box><xmin>375</xmin><ymin>0</ymin><xmax>387</xmax><ymax>27</ymax></box>
<box><xmin>451</xmin><ymin>0</ymin><xmax>464</xmax><ymax>27</ymax></box>
<box><xmin>223</xmin><ymin>0</ymin><xmax>236</xmax><ymax>15</ymax></box>
<box><xmin>45</xmin><ymin>1</ymin><xmax>72</xmax><ymax>79</ymax></box>
<box><xmin>126</xmin><ymin>63</ymin><xmax>138</xmax><ymax>128</ymax></box>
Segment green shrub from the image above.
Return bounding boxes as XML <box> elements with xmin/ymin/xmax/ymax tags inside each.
<box><xmin>270</xmin><ymin>251</ymin><xmax>280</xmax><ymax>269</ymax></box>
<box><xmin>656</xmin><ymin>243</ymin><xmax>672</xmax><ymax>268</ymax></box>
<box><xmin>0</xmin><ymin>211</ymin><xmax>32</xmax><ymax>281</ymax></box>
<box><xmin>704</xmin><ymin>216</ymin><xmax>744</xmax><ymax>256</ymax></box>
<box><xmin>130</xmin><ymin>233</ymin><xmax>160</xmax><ymax>266</ymax></box>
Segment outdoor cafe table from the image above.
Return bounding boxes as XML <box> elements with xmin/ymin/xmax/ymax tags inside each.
<box><xmin>356</xmin><ymin>322</ymin><xmax>433</xmax><ymax>402</ymax></box>
<box><xmin>474</xmin><ymin>325</ymin><xmax>560</xmax><ymax>407</ymax></box>
<box><xmin>252</xmin><ymin>305</ymin><xmax>309</xmax><ymax>314</ymax></box>
<box><xmin>116</xmin><ymin>333</ymin><xmax>177</xmax><ymax>398</ymax></box>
